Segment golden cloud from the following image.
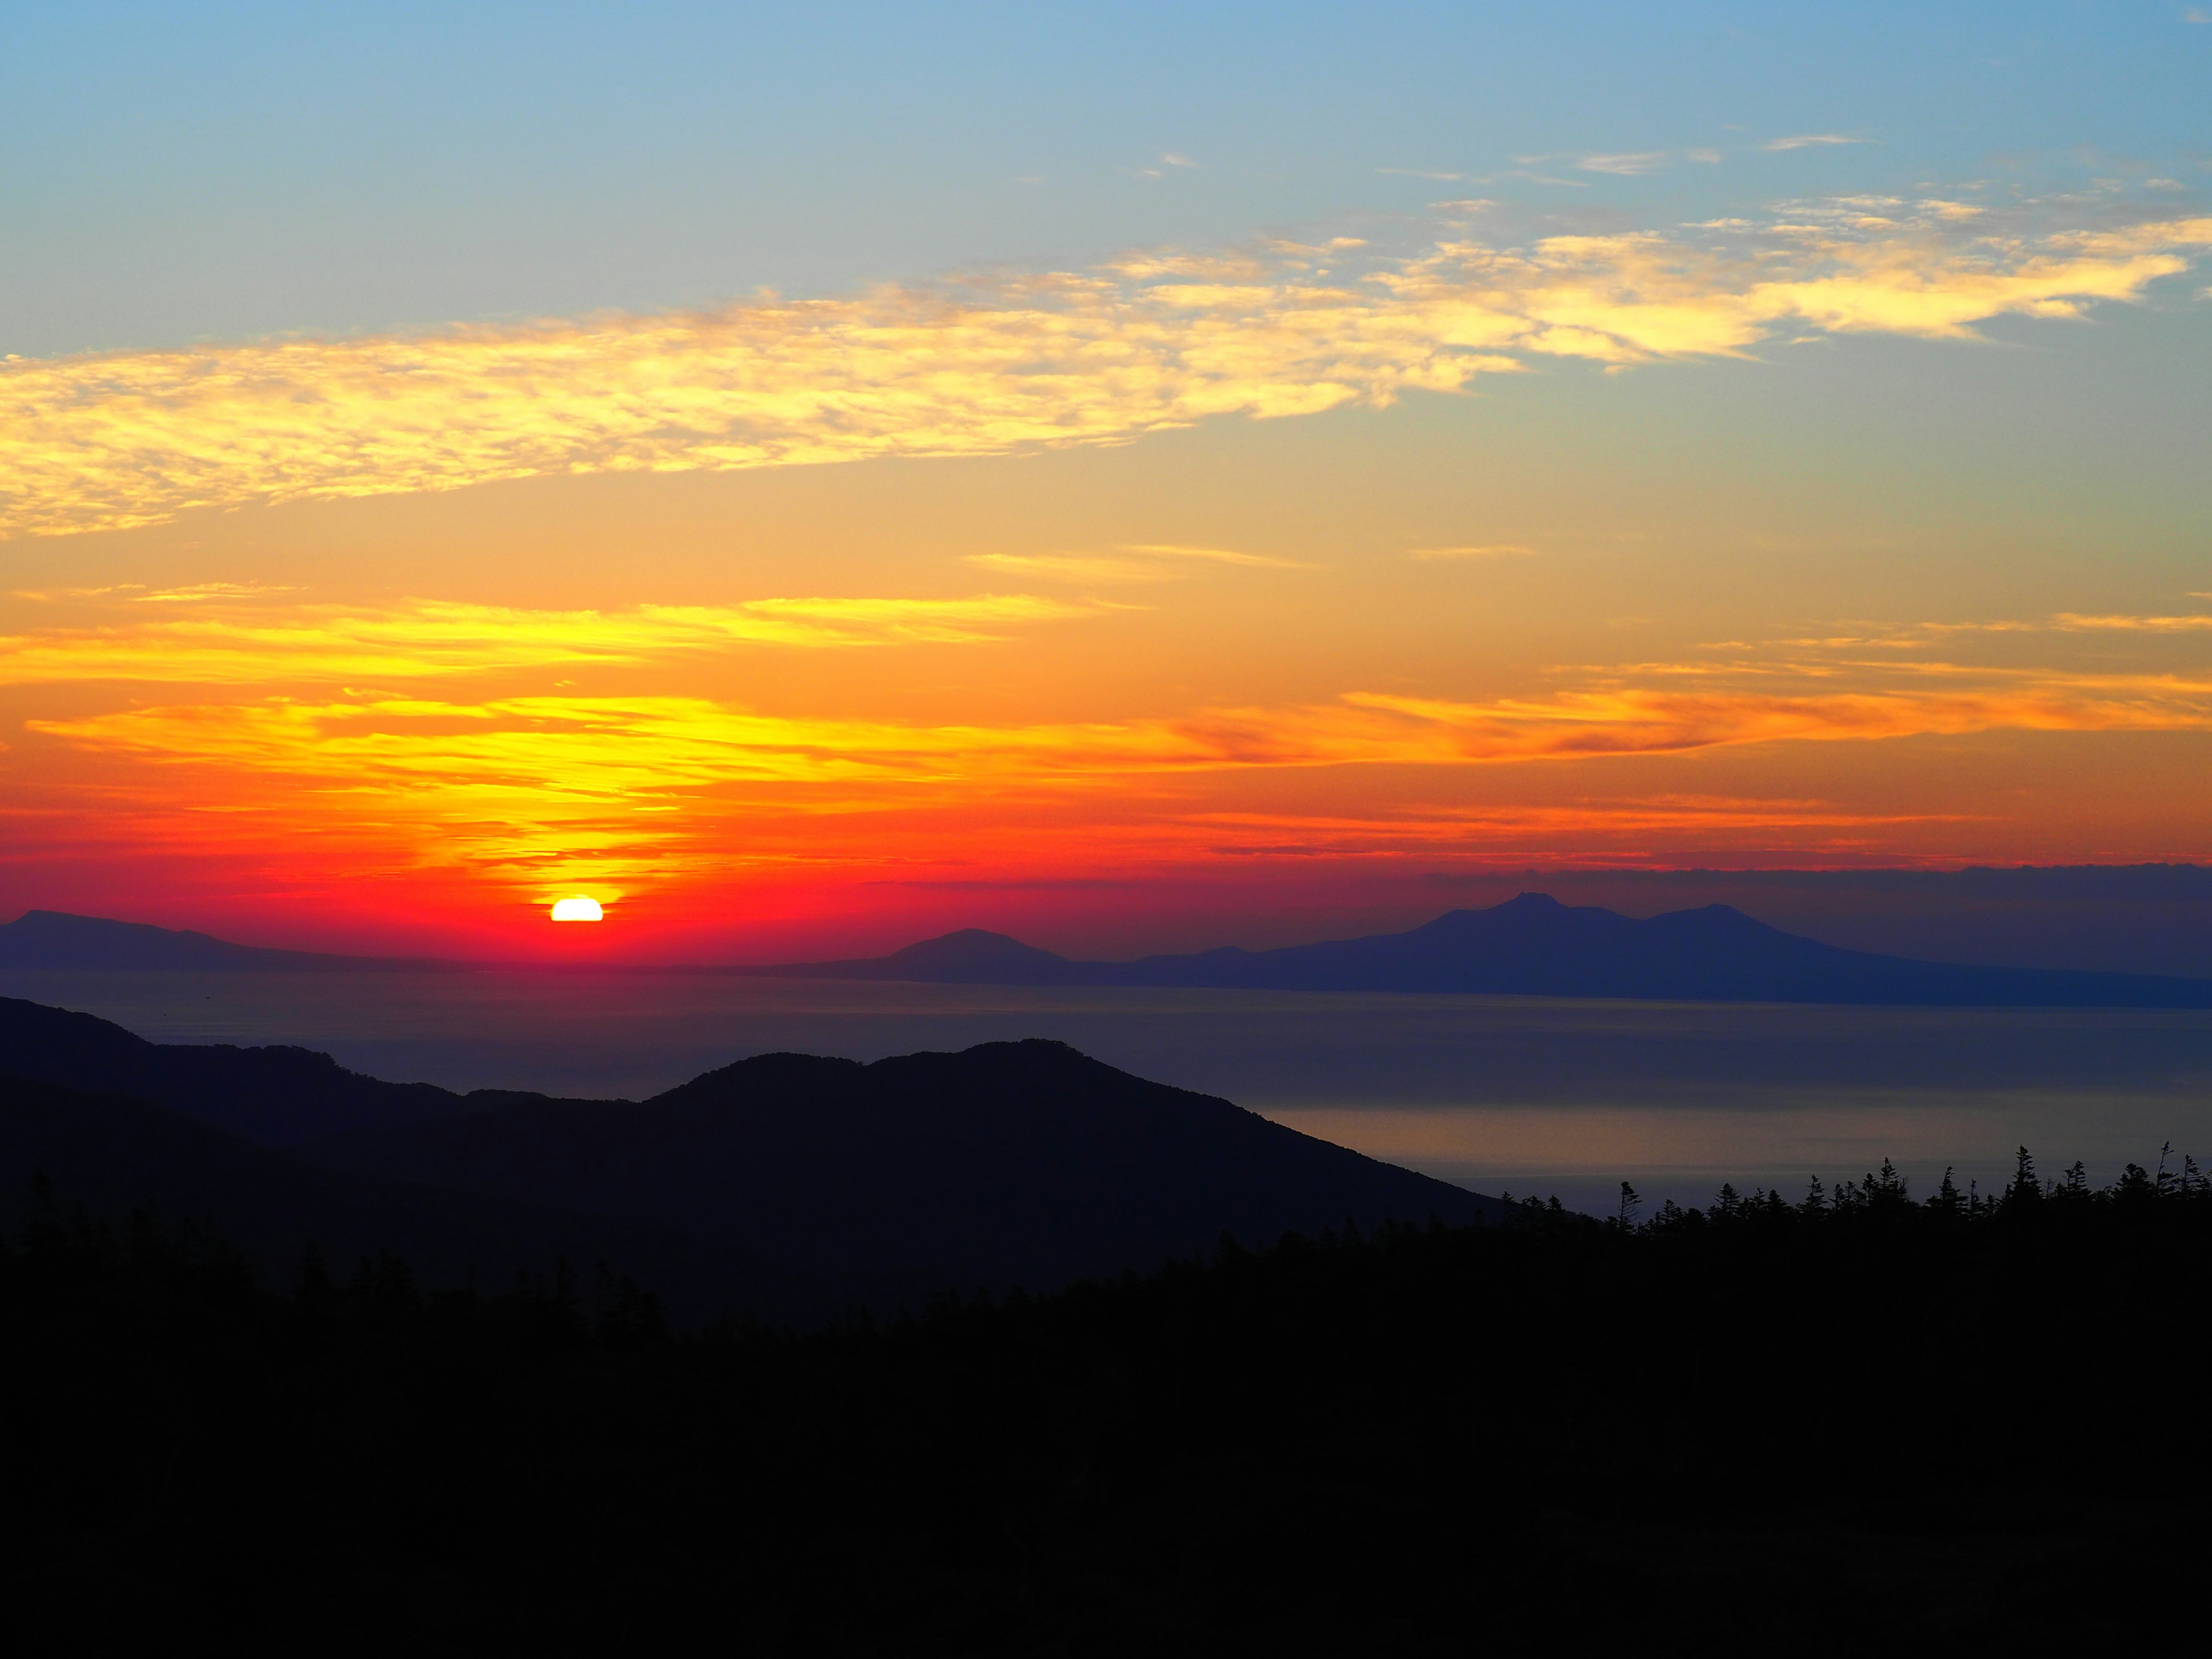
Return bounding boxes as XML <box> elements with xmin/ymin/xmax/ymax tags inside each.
<box><xmin>0</xmin><ymin>592</ymin><xmax>1084</xmax><ymax>684</ymax></box>
<box><xmin>26</xmin><ymin>659</ymin><xmax>2212</xmax><ymax>893</ymax></box>
<box><xmin>6</xmin><ymin>209</ymin><xmax>2207</xmax><ymax>538</ymax></box>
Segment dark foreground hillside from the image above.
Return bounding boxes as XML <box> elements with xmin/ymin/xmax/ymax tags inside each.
<box><xmin>5</xmin><ymin>1157</ymin><xmax>2206</xmax><ymax>1657</ymax></box>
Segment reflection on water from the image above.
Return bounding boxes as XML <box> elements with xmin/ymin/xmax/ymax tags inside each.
<box><xmin>7</xmin><ymin>968</ymin><xmax>2209</xmax><ymax>1215</ymax></box>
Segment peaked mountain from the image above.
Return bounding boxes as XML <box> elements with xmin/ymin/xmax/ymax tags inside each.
<box><xmin>1</xmin><ymin>999</ymin><xmax>1501</xmax><ymax>1305</ymax></box>
<box><xmin>751</xmin><ymin>926</ymin><xmax>1088</xmax><ymax>984</ymax></box>
<box><xmin>0</xmin><ymin>909</ymin><xmax>447</xmax><ymax>972</ymax></box>
<box><xmin>300</xmin><ymin>1039</ymin><xmax>1503</xmax><ymax>1291</ymax></box>
<box><xmin>737</xmin><ymin>893</ymin><xmax>2212</xmax><ymax>1007</ymax></box>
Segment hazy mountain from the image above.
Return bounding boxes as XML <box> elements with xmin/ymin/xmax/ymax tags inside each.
<box><xmin>0</xmin><ymin>909</ymin><xmax>448</xmax><ymax>972</ymax></box>
<box><xmin>745</xmin><ymin>926</ymin><xmax>1089</xmax><ymax>984</ymax></box>
<box><xmin>0</xmin><ymin>997</ymin><xmax>512</xmax><ymax>1143</ymax></box>
<box><xmin>736</xmin><ymin>893</ymin><xmax>2212</xmax><ymax>1007</ymax></box>
<box><xmin>2</xmin><ymin>998</ymin><xmax>1500</xmax><ymax>1305</ymax></box>
<box><xmin>16</xmin><ymin>895</ymin><xmax>2212</xmax><ymax>1004</ymax></box>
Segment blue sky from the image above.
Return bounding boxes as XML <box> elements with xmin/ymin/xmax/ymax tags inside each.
<box><xmin>6</xmin><ymin>2</ymin><xmax>2208</xmax><ymax>354</ymax></box>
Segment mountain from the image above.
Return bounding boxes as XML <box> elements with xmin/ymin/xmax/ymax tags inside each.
<box><xmin>0</xmin><ymin>909</ymin><xmax>447</xmax><ymax>972</ymax></box>
<box><xmin>0</xmin><ymin>1069</ymin><xmax>811</xmax><ymax>1321</ymax></box>
<box><xmin>748</xmin><ymin>926</ymin><xmax>1088</xmax><ymax>984</ymax></box>
<box><xmin>1</xmin><ymin>998</ymin><xmax>1501</xmax><ymax>1305</ymax></box>
<box><xmin>735</xmin><ymin>893</ymin><xmax>2212</xmax><ymax>1007</ymax></box>
<box><xmin>0</xmin><ymin>996</ymin><xmax>513</xmax><ymax>1143</ymax></box>
<box><xmin>301</xmin><ymin>1040</ymin><xmax>1504</xmax><ymax>1293</ymax></box>
<box><xmin>15</xmin><ymin>896</ymin><xmax>2212</xmax><ymax>1005</ymax></box>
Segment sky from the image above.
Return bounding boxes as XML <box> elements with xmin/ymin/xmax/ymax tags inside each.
<box><xmin>3</xmin><ymin>2</ymin><xmax>2210</xmax><ymax>961</ymax></box>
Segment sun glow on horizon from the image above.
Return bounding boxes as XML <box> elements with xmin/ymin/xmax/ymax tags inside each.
<box><xmin>550</xmin><ymin>896</ymin><xmax>604</xmax><ymax>922</ymax></box>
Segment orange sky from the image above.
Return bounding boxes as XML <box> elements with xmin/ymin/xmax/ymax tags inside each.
<box><xmin>5</xmin><ymin>199</ymin><xmax>2211</xmax><ymax>960</ymax></box>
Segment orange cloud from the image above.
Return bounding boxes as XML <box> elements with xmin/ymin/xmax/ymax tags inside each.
<box><xmin>5</xmin><ymin>208</ymin><xmax>2206</xmax><ymax>538</ymax></box>
<box><xmin>0</xmin><ymin>593</ymin><xmax>1087</xmax><ymax>684</ymax></box>
<box><xmin>26</xmin><ymin>664</ymin><xmax>2212</xmax><ymax>900</ymax></box>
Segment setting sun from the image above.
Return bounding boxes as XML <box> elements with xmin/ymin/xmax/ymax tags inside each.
<box><xmin>549</xmin><ymin>896</ymin><xmax>604</xmax><ymax>922</ymax></box>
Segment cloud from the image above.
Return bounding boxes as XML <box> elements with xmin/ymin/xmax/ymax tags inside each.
<box><xmin>1577</xmin><ymin>152</ymin><xmax>1672</xmax><ymax>176</ymax></box>
<box><xmin>1161</xmin><ymin>153</ymin><xmax>1198</xmax><ymax>168</ymax></box>
<box><xmin>0</xmin><ymin>593</ymin><xmax>1088</xmax><ymax>684</ymax></box>
<box><xmin>1377</xmin><ymin>168</ymin><xmax>1467</xmax><ymax>181</ymax></box>
<box><xmin>1763</xmin><ymin>134</ymin><xmax>1873</xmax><ymax>151</ymax></box>
<box><xmin>6</xmin><ymin>206</ymin><xmax>2210</xmax><ymax>538</ymax></box>
<box><xmin>965</xmin><ymin>552</ymin><xmax>1177</xmax><ymax>583</ymax></box>
<box><xmin>1407</xmin><ymin>543</ymin><xmax>1536</xmax><ymax>561</ymax></box>
<box><xmin>2052</xmin><ymin>611</ymin><xmax>2212</xmax><ymax>632</ymax></box>
<box><xmin>1120</xmin><ymin>543</ymin><xmax>1311</xmax><ymax>569</ymax></box>
<box><xmin>24</xmin><ymin>619</ymin><xmax>2212</xmax><ymax>892</ymax></box>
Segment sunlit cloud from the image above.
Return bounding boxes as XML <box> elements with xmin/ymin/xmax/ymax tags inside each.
<box><xmin>1577</xmin><ymin>152</ymin><xmax>1672</xmax><ymax>176</ymax></box>
<box><xmin>1763</xmin><ymin>134</ymin><xmax>1873</xmax><ymax>151</ymax></box>
<box><xmin>6</xmin><ymin>204</ymin><xmax>2210</xmax><ymax>539</ymax></box>
<box><xmin>966</xmin><ymin>552</ymin><xmax>1177</xmax><ymax>583</ymax></box>
<box><xmin>1407</xmin><ymin>543</ymin><xmax>1536</xmax><ymax>561</ymax></box>
<box><xmin>2052</xmin><ymin>612</ymin><xmax>2212</xmax><ymax>632</ymax></box>
<box><xmin>0</xmin><ymin>593</ymin><xmax>1086</xmax><ymax>684</ymax></box>
<box><xmin>1120</xmin><ymin>543</ymin><xmax>1312</xmax><ymax>569</ymax></box>
<box><xmin>25</xmin><ymin>649</ymin><xmax>2212</xmax><ymax>897</ymax></box>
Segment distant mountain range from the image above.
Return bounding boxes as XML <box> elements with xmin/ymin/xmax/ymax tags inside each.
<box><xmin>731</xmin><ymin>892</ymin><xmax>2212</xmax><ymax>1007</ymax></box>
<box><xmin>10</xmin><ymin>892</ymin><xmax>2212</xmax><ymax>1005</ymax></box>
<box><xmin>0</xmin><ymin>909</ymin><xmax>450</xmax><ymax>972</ymax></box>
<box><xmin>0</xmin><ymin>996</ymin><xmax>1498</xmax><ymax>1319</ymax></box>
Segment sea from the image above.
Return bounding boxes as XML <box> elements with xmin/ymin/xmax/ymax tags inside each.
<box><xmin>7</xmin><ymin>968</ymin><xmax>2210</xmax><ymax>1217</ymax></box>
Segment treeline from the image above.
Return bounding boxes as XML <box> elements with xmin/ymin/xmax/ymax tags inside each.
<box><xmin>4</xmin><ymin>1154</ymin><xmax>2207</xmax><ymax>1656</ymax></box>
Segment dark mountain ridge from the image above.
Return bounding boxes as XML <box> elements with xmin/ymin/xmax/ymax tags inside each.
<box><xmin>737</xmin><ymin>892</ymin><xmax>2212</xmax><ymax>1006</ymax></box>
<box><xmin>0</xmin><ymin>997</ymin><xmax>531</xmax><ymax>1143</ymax></box>
<box><xmin>1</xmin><ymin>997</ymin><xmax>1498</xmax><ymax>1309</ymax></box>
<box><xmin>304</xmin><ymin>1039</ymin><xmax>1503</xmax><ymax>1291</ymax></box>
<box><xmin>0</xmin><ymin>1070</ymin><xmax>812</xmax><ymax>1321</ymax></box>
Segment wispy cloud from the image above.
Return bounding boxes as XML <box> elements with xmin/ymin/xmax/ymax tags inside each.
<box><xmin>1120</xmin><ymin>543</ymin><xmax>1310</xmax><ymax>569</ymax></box>
<box><xmin>6</xmin><ymin>205</ymin><xmax>2209</xmax><ymax>538</ymax></box>
<box><xmin>1377</xmin><ymin>167</ymin><xmax>1467</xmax><ymax>181</ymax></box>
<box><xmin>22</xmin><ymin>612</ymin><xmax>2212</xmax><ymax>893</ymax></box>
<box><xmin>2052</xmin><ymin>611</ymin><xmax>2212</xmax><ymax>632</ymax></box>
<box><xmin>1763</xmin><ymin>134</ymin><xmax>1872</xmax><ymax>151</ymax></box>
<box><xmin>0</xmin><ymin>593</ymin><xmax>1088</xmax><ymax>684</ymax></box>
<box><xmin>1407</xmin><ymin>543</ymin><xmax>1536</xmax><ymax>561</ymax></box>
<box><xmin>1577</xmin><ymin>152</ymin><xmax>1672</xmax><ymax>176</ymax></box>
<box><xmin>965</xmin><ymin>552</ymin><xmax>1176</xmax><ymax>583</ymax></box>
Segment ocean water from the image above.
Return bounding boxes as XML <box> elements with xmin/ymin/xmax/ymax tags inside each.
<box><xmin>7</xmin><ymin>968</ymin><xmax>2210</xmax><ymax>1216</ymax></box>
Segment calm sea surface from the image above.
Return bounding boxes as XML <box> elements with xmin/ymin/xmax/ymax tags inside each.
<box><xmin>8</xmin><ymin>968</ymin><xmax>2210</xmax><ymax>1215</ymax></box>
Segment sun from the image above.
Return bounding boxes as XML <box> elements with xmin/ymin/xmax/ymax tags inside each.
<box><xmin>550</xmin><ymin>895</ymin><xmax>604</xmax><ymax>922</ymax></box>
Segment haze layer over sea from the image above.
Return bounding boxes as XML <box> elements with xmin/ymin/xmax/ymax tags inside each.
<box><xmin>6</xmin><ymin>968</ymin><xmax>2208</xmax><ymax>1217</ymax></box>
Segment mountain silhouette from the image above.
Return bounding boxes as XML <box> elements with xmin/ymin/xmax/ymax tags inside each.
<box><xmin>0</xmin><ymin>1068</ymin><xmax>811</xmax><ymax>1320</ymax></box>
<box><xmin>737</xmin><ymin>892</ymin><xmax>2212</xmax><ymax>1006</ymax></box>
<box><xmin>13</xmin><ymin>896</ymin><xmax>2212</xmax><ymax>1003</ymax></box>
<box><xmin>301</xmin><ymin>1040</ymin><xmax>1503</xmax><ymax>1292</ymax></box>
<box><xmin>0</xmin><ymin>996</ymin><xmax>516</xmax><ymax>1143</ymax></box>
<box><xmin>0</xmin><ymin>909</ymin><xmax>448</xmax><ymax>971</ymax></box>
<box><xmin>1</xmin><ymin>998</ymin><xmax>1499</xmax><ymax>1306</ymax></box>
